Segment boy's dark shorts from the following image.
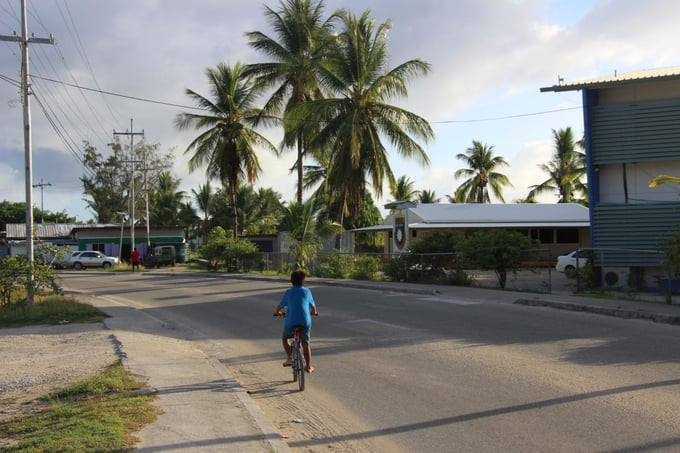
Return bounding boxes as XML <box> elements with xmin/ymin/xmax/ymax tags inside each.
<box><xmin>282</xmin><ymin>326</ymin><xmax>311</xmax><ymax>344</ymax></box>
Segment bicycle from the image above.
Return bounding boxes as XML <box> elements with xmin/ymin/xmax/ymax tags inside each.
<box><xmin>274</xmin><ymin>313</ymin><xmax>313</xmax><ymax>391</ymax></box>
<box><xmin>290</xmin><ymin>324</ymin><xmax>306</xmax><ymax>391</ymax></box>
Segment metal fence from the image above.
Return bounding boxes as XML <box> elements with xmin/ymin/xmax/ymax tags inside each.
<box><xmin>236</xmin><ymin>247</ymin><xmax>674</xmax><ymax>298</ymax></box>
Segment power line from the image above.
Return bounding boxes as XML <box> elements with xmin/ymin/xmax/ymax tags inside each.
<box><xmin>432</xmin><ymin>106</ymin><xmax>582</xmax><ymax>124</ymax></box>
<box><xmin>29</xmin><ymin>73</ymin><xmax>204</xmax><ymax>110</ymax></box>
<box><xmin>20</xmin><ymin>74</ymin><xmax>583</xmax><ymax>123</ymax></box>
<box><xmin>58</xmin><ymin>0</ymin><xmax>122</xmax><ymax>126</ymax></box>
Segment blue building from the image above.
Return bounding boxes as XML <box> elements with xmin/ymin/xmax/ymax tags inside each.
<box><xmin>542</xmin><ymin>67</ymin><xmax>680</xmax><ymax>288</ymax></box>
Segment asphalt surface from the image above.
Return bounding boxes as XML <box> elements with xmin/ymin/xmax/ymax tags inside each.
<box><xmin>84</xmin><ymin>273</ymin><xmax>680</xmax><ymax>452</ymax></box>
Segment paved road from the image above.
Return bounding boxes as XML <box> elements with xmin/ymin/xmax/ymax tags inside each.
<box><xmin>61</xmin><ymin>272</ymin><xmax>680</xmax><ymax>452</ymax></box>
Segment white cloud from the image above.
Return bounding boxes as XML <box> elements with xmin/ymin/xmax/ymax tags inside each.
<box><xmin>2</xmin><ymin>0</ymin><xmax>680</xmax><ymax>221</ymax></box>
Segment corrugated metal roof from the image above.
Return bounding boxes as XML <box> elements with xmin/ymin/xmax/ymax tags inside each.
<box><xmin>540</xmin><ymin>66</ymin><xmax>680</xmax><ymax>93</ymax></box>
<box><xmin>4</xmin><ymin>223</ymin><xmax>113</xmax><ymax>239</ymax></box>
<box><xmin>408</xmin><ymin>203</ymin><xmax>588</xmax><ymax>224</ymax></box>
<box><xmin>353</xmin><ymin>203</ymin><xmax>590</xmax><ymax>232</ymax></box>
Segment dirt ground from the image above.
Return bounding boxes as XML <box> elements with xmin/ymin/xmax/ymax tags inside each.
<box><xmin>0</xmin><ymin>322</ymin><xmax>119</xmax><ymax>428</ymax></box>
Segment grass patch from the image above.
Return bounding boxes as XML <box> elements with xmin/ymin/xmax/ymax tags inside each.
<box><xmin>0</xmin><ymin>361</ymin><xmax>158</xmax><ymax>452</ymax></box>
<box><xmin>0</xmin><ymin>295</ymin><xmax>108</xmax><ymax>328</ymax></box>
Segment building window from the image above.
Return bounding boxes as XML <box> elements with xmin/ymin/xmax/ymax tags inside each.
<box><xmin>92</xmin><ymin>243</ymin><xmax>105</xmax><ymax>252</ymax></box>
<box><xmin>556</xmin><ymin>228</ymin><xmax>579</xmax><ymax>243</ymax></box>
<box><xmin>538</xmin><ymin>229</ymin><xmax>554</xmax><ymax>244</ymax></box>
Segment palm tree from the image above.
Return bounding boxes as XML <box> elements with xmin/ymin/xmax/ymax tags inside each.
<box><xmin>236</xmin><ymin>186</ymin><xmax>284</xmax><ymax>235</ymax></box>
<box><xmin>454</xmin><ymin>140</ymin><xmax>512</xmax><ymax>203</ymax></box>
<box><xmin>527</xmin><ymin>127</ymin><xmax>586</xmax><ymax>204</ymax></box>
<box><xmin>279</xmin><ymin>196</ymin><xmax>341</xmax><ymax>270</ymax></box>
<box><xmin>192</xmin><ymin>183</ymin><xmax>213</xmax><ymax>244</ymax></box>
<box><xmin>418</xmin><ymin>189</ymin><xmax>440</xmax><ymax>204</ymax></box>
<box><xmin>149</xmin><ymin>172</ymin><xmax>186</xmax><ymax>226</ymax></box>
<box><xmin>246</xmin><ymin>0</ymin><xmax>337</xmax><ymax>204</ymax></box>
<box><xmin>175</xmin><ymin>62</ymin><xmax>278</xmax><ymax>238</ymax></box>
<box><xmin>286</xmin><ymin>9</ymin><xmax>433</xmax><ymax>225</ymax></box>
<box><xmin>391</xmin><ymin>175</ymin><xmax>420</xmax><ymax>202</ymax></box>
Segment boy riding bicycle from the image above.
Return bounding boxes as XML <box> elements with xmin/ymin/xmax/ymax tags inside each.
<box><xmin>274</xmin><ymin>270</ymin><xmax>318</xmax><ymax>373</ymax></box>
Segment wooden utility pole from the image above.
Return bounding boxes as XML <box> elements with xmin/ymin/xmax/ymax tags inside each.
<box><xmin>114</xmin><ymin>119</ymin><xmax>144</xmax><ymax>255</ymax></box>
<box><xmin>32</xmin><ymin>178</ymin><xmax>52</xmax><ymax>224</ymax></box>
<box><xmin>1</xmin><ymin>0</ymin><xmax>54</xmax><ymax>305</ymax></box>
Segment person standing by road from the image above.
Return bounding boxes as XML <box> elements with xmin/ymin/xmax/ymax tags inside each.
<box><xmin>274</xmin><ymin>270</ymin><xmax>318</xmax><ymax>373</ymax></box>
<box><xmin>131</xmin><ymin>248</ymin><xmax>140</xmax><ymax>272</ymax></box>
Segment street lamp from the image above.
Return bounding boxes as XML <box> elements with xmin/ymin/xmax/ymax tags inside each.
<box><xmin>117</xmin><ymin>211</ymin><xmax>128</xmax><ymax>264</ymax></box>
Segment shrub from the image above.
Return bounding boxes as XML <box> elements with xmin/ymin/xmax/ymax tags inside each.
<box><xmin>0</xmin><ymin>256</ymin><xmax>61</xmax><ymax>306</ymax></box>
<box><xmin>459</xmin><ymin>230</ymin><xmax>535</xmax><ymax>289</ymax></box>
<box><xmin>318</xmin><ymin>252</ymin><xmax>354</xmax><ymax>279</ymax></box>
<box><xmin>383</xmin><ymin>254</ymin><xmax>413</xmax><ymax>282</ymax></box>
<box><xmin>352</xmin><ymin>256</ymin><xmax>379</xmax><ymax>280</ymax></box>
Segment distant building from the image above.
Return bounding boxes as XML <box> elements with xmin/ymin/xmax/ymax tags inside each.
<box><xmin>354</xmin><ymin>202</ymin><xmax>591</xmax><ymax>260</ymax></box>
<box><xmin>2</xmin><ymin>223</ymin><xmax>185</xmax><ymax>262</ymax></box>
<box><xmin>542</xmin><ymin>67</ymin><xmax>680</xmax><ymax>288</ymax></box>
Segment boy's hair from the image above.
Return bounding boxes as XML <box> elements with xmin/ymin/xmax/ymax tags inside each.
<box><xmin>290</xmin><ymin>269</ymin><xmax>306</xmax><ymax>286</ymax></box>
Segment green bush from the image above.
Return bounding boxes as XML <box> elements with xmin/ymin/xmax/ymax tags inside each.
<box><xmin>318</xmin><ymin>252</ymin><xmax>354</xmax><ymax>279</ymax></box>
<box><xmin>383</xmin><ymin>254</ymin><xmax>413</xmax><ymax>282</ymax></box>
<box><xmin>352</xmin><ymin>256</ymin><xmax>379</xmax><ymax>280</ymax></box>
<box><xmin>198</xmin><ymin>227</ymin><xmax>258</xmax><ymax>272</ymax></box>
<box><xmin>0</xmin><ymin>256</ymin><xmax>61</xmax><ymax>306</ymax></box>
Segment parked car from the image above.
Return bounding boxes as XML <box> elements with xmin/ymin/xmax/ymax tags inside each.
<box><xmin>65</xmin><ymin>251</ymin><xmax>119</xmax><ymax>270</ymax></box>
<box><xmin>555</xmin><ymin>250</ymin><xmax>589</xmax><ymax>273</ymax></box>
<box><xmin>143</xmin><ymin>245</ymin><xmax>176</xmax><ymax>268</ymax></box>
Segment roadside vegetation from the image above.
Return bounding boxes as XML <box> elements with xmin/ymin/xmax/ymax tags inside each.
<box><xmin>0</xmin><ymin>262</ymin><xmax>158</xmax><ymax>450</ymax></box>
<box><xmin>0</xmin><ymin>294</ymin><xmax>106</xmax><ymax>328</ymax></box>
<box><xmin>0</xmin><ymin>362</ymin><xmax>158</xmax><ymax>452</ymax></box>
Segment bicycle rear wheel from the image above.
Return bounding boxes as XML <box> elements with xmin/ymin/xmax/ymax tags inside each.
<box><xmin>291</xmin><ymin>340</ymin><xmax>298</xmax><ymax>382</ymax></box>
<box><xmin>297</xmin><ymin>343</ymin><xmax>305</xmax><ymax>391</ymax></box>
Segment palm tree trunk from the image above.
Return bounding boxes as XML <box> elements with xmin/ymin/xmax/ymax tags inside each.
<box><xmin>230</xmin><ymin>186</ymin><xmax>238</xmax><ymax>239</ymax></box>
<box><xmin>335</xmin><ymin>194</ymin><xmax>346</xmax><ymax>249</ymax></box>
<box><xmin>297</xmin><ymin>132</ymin><xmax>303</xmax><ymax>204</ymax></box>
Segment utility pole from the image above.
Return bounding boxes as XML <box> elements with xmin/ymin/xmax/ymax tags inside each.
<box><xmin>1</xmin><ymin>0</ymin><xmax>54</xmax><ymax>306</ymax></box>
<box><xmin>32</xmin><ymin>178</ymin><xmax>51</xmax><ymax>224</ymax></box>
<box><xmin>114</xmin><ymin>119</ymin><xmax>143</xmax><ymax>256</ymax></box>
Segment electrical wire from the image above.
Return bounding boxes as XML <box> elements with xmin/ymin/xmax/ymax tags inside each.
<box><xmin>32</xmin><ymin>90</ymin><xmax>96</xmax><ymax>179</ymax></box>
<box><xmin>58</xmin><ymin>0</ymin><xmax>123</xmax><ymax>126</ymax></box>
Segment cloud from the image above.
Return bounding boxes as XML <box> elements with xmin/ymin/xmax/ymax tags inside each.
<box><xmin>2</xmin><ymin>0</ymin><xmax>680</xmax><ymax>222</ymax></box>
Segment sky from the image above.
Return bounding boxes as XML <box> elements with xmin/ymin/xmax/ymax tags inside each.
<box><xmin>1</xmin><ymin>0</ymin><xmax>679</xmax><ymax>223</ymax></box>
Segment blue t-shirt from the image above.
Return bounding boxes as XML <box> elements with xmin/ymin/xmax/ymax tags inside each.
<box><xmin>279</xmin><ymin>286</ymin><xmax>315</xmax><ymax>330</ymax></box>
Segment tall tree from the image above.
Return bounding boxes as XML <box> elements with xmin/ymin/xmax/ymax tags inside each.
<box><xmin>246</xmin><ymin>0</ymin><xmax>337</xmax><ymax>204</ymax></box>
<box><xmin>454</xmin><ymin>140</ymin><xmax>512</xmax><ymax>203</ymax></box>
<box><xmin>81</xmin><ymin>140</ymin><xmax>173</xmax><ymax>223</ymax></box>
<box><xmin>80</xmin><ymin>141</ymin><xmax>128</xmax><ymax>223</ymax></box>
<box><xmin>176</xmin><ymin>62</ymin><xmax>278</xmax><ymax>238</ymax></box>
<box><xmin>149</xmin><ymin>172</ymin><xmax>185</xmax><ymax>226</ymax></box>
<box><xmin>236</xmin><ymin>186</ymin><xmax>285</xmax><ymax>236</ymax></box>
<box><xmin>418</xmin><ymin>189</ymin><xmax>440</xmax><ymax>204</ymax></box>
<box><xmin>279</xmin><ymin>196</ymin><xmax>341</xmax><ymax>270</ymax></box>
<box><xmin>287</xmin><ymin>9</ymin><xmax>433</xmax><ymax>225</ymax></box>
<box><xmin>527</xmin><ymin>127</ymin><xmax>587</xmax><ymax>204</ymax></box>
<box><xmin>390</xmin><ymin>175</ymin><xmax>420</xmax><ymax>203</ymax></box>
<box><xmin>192</xmin><ymin>183</ymin><xmax>213</xmax><ymax>244</ymax></box>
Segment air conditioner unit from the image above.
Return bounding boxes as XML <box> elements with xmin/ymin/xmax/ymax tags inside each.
<box><xmin>602</xmin><ymin>268</ymin><xmax>629</xmax><ymax>287</ymax></box>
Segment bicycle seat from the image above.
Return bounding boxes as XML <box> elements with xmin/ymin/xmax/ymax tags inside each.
<box><xmin>291</xmin><ymin>324</ymin><xmax>306</xmax><ymax>331</ymax></box>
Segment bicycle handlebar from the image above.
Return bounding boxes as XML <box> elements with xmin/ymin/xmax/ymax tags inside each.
<box><xmin>273</xmin><ymin>312</ymin><xmax>318</xmax><ymax>317</ymax></box>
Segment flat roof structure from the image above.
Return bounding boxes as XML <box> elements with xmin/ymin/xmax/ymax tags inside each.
<box><xmin>540</xmin><ymin>66</ymin><xmax>680</xmax><ymax>92</ymax></box>
<box><xmin>354</xmin><ymin>203</ymin><xmax>590</xmax><ymax>232</ymax></box>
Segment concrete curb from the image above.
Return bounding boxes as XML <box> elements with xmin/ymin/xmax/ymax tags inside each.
<box><xmin>514</xmin><ymin>298</ymin><xmax>680</xmax><ymax>325</ymax></box>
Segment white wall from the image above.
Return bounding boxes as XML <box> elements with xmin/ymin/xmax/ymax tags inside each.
<box><xmin>598</xmin><ymin>160</ymin><xmax>680</xmax><ymax>203</ymax></box>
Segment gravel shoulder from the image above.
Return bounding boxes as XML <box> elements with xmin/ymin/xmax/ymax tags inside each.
<box><xmin>0</xmin><ymin>322</ymin><xmax>120</xmax><ymax>426</ymax></box>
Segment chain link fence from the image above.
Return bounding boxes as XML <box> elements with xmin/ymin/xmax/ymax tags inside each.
<box><xmin>233</xmin><ymin>247</ymin><xmax>674</xmax><ymax>298</ymax></box>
